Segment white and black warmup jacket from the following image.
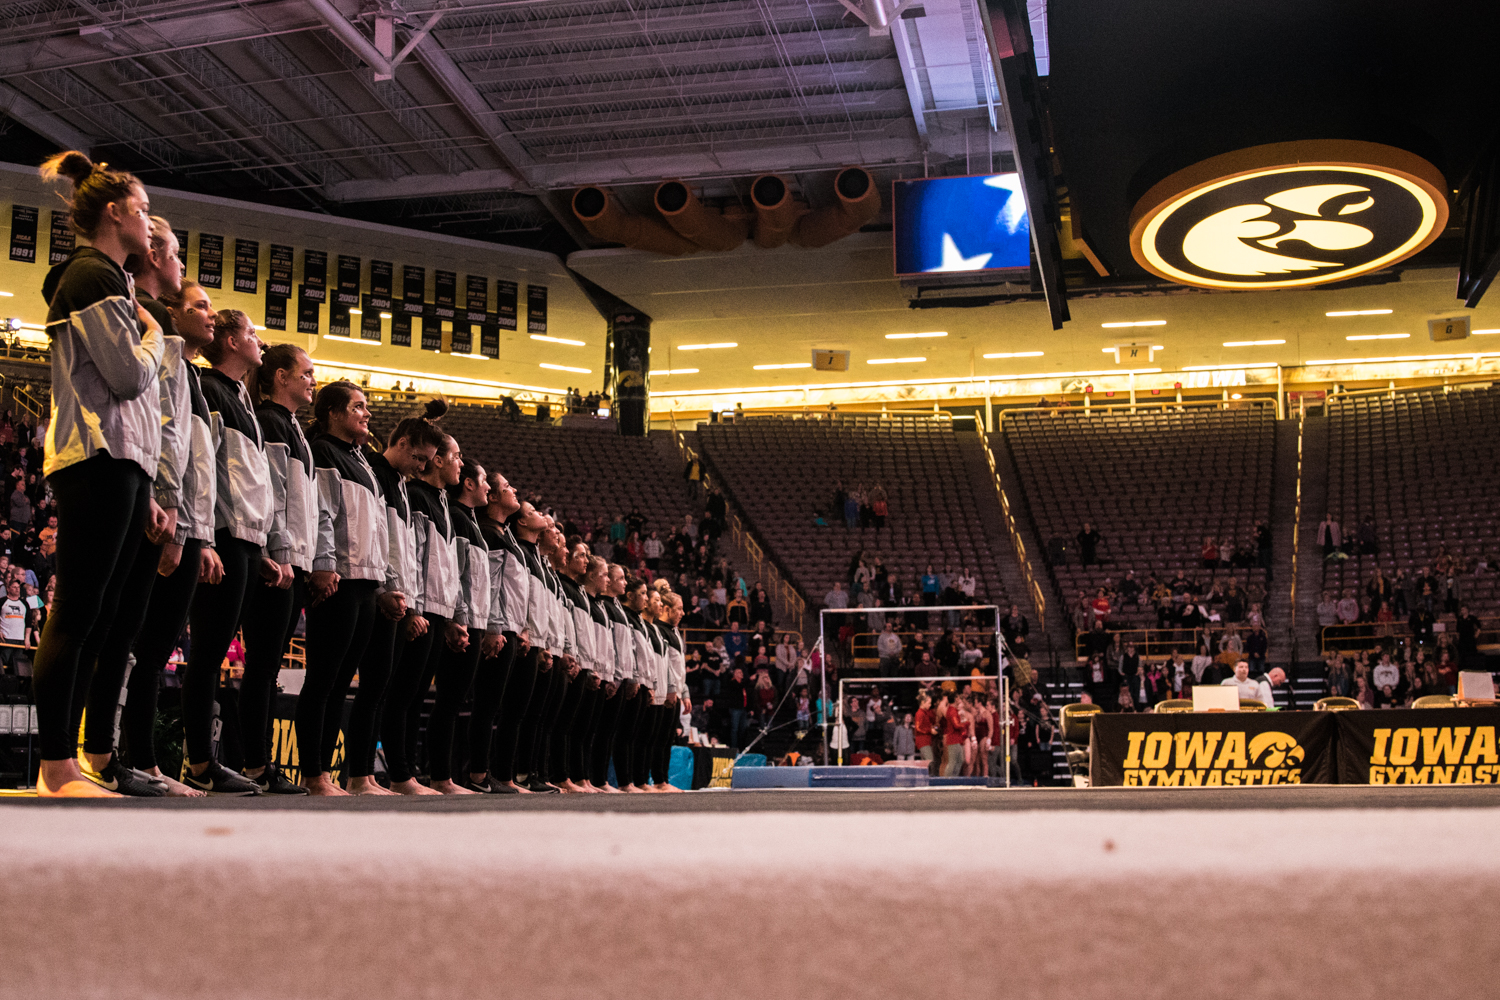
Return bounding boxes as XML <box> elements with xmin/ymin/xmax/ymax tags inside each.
<box><xmin>199</xmin><ymin>367</ymin><xmax>272</xmax><ymax>547</ymax></box>
<box><xmin>559</xmin><ymin>575</ymin><xmax>599</xmax><ymax>675</ymax></box>
<box><xmin>449</xmin><ymin>501</ymin><xmax>491</xmax><ymax>632</ymax></box>
<box><xmin>480</xmin><ymin>516</ymin><xmax>529</xmax><ymax>638</ymax></box>
<box><xmin>41</xmin><ymin>247</ymin><xmax>163</xmax><ymax>479</ymax></box>
<box><xmin>310</xmin><ymin>433</ymin><xmax>387</xmax><ymax>583</ymax></box>
<box><xmin>366</xmin><ymin>451</ymin><xmax>421</xmax><ymax>608</ymax></box>
<box><xmin>661</xmin><ymin>624</ymin><xmax>687</xmax><ymax>699</ymax></box>
<box><xmin>258</xmin><ymin>401</ymin><xmax>317</xmax><ymax>573</ymax></box>
<box><xmin>588</xmin><ymin>596</ymin><xmax>614</xmax><ymax>684</ymax></box>
<box><xmin>602</xmin><ymin>596</ymin><xmax>635</xmax><ymax>684</ymax></box>
<box><xmin>408</xmin><ymin>479</ymin><xmax>461</xmax><ymax>620</ymax></box>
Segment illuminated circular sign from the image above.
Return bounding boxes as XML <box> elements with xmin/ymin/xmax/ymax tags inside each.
<box><xmin>1128</xmin><ymin>141</ymin><xmax>1449</xmax><ymax>290</ymax></box>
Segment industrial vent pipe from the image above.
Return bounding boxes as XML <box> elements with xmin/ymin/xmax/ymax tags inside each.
<box><xmin>572</xmin><ymin>186</ymin><xmax>698</xmax><ymax>256</ymax></box>
<box><xmin>654</xmin><ymin>181</ymin><xmax>748</xmax><ymax>252</ymax></box>
<box><xmin>750</xmin><ymin>174</ymin><xmax>804</xmax><ymax>249</ymax></box>
<box><xmin>790</xmin><ymin>166</ymin><xmax>881</xmax><ymax>248</ymax></box>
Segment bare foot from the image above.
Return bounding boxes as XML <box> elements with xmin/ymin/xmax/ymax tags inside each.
<box><xmin>143</xmin><ymin>767</ymin><xmax>207</xmax><ymax>798</ymax></box>
<box><xmin>599</xmin><ymin>783</ymin><xmax>625</xmax><ymax>794</ymax></box>
<box><xmin>576</xmin><ymin>781</ymin><xmax>603</xmax><ymax>794</ymax></box>
<box><xmin>660</xmin><ymin>783</ymin><xmax>684</xmax><ymax>793</ymax></box>
<box><xmin>38</xmin><ymin>760</ymin><xmax>120</xmax><ymax>798</ymax></box>
<box><xmin>559</xmin><ymin>780</ymin><xmax>586</xmax><ymax>793</ymax></box>
<box><xmin>346</xmin><ymin>776</ymin><xmax>397</xmax><ymax>796</ymax></box>
<box><xmin>624</xmin><ymin>784</ymin><xmax>649</xmax><ymax>794</ymax></box>
<box><xmin>391</xmin><ymin>778</ymin><xmax>442</xmax><ymax>796</ymax></box>
<box><xmin>431</xmin><ymin>779</ymin><xmax>477</xmax><ymax>795</ymax></box>
<box><xmin>305</xmin><ymin>774</ymin><xmax>349</xmax><ymax>796</ymax></box>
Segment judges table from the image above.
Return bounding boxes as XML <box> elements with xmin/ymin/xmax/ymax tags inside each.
<box><xmin>1090</xmin><ymin>707</ymin><xmax>1500</xmax><ymax>786</ymax></box>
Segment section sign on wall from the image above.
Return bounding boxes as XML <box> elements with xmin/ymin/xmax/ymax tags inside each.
<box><xmin>9</xmin><ymin>205</ymin><xmax>37</xmax><ymax>263</ymax></box>
<box><xmin>47</xmin><ymin>211</ymin><xmax>73</xmax><ymax>265</ymax></box>
<box><xmin>496</xmin><ymin>279</ymin><xmax>518</xmax><ymax>331</ymax></box>
<box><xmin>234</xmin><ymin>238</ymin><xmax>259</xmax><ymax>293</ymax></box>
<box><xmin>198</xmin><ymin>234</ymin><xmax>223</xmax><ymax>288</ymax></box>
<box><xmin>526</xmin><ymin>284</ymin><xmax>548</xmax><ymax>334</ymax></box>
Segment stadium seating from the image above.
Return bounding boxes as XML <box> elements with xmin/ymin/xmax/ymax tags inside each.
<box><xmin>1322</xmin><ymin>385</ymin><xmax>1500</xmax><ymax>613</ymax></box>
<box><xmin>1004</xmin><ymin>406</ymin><xmax>1275</xmax><ymax>628</ymax></box>
<box><xmin>694</xmin><ymin>416</ymin><xmax>1008</xmax><ymax>609</ymax></box>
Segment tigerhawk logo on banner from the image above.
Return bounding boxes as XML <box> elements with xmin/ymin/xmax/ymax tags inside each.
<box><xmin>1119</xmin><ymin>730</ymin><xmax>1306</xmax><ymax>786</ymax></box>
<box><xmin>1366</xmin><ymin>726</ymin><xmax>1500</xmax><ymax>785</ymax></box>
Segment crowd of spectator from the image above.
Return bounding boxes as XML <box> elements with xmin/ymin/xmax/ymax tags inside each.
<box><xmin>1321</xmin><ymin>643</ymin><xmax>1464</xmax><ymax>709</ymax></box>
<box><xmin>0</xmin><ymin>407</ymin><xmax>54</xmax><ymax>679</ymax></box>
<box><xmin>1071</xmin><ymin>568</ymin><xmax>1268</xmax><ymax>647</ymax></box>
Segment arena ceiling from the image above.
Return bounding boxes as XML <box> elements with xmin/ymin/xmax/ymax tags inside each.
<box><xmin>0</xmin><ymin>0</ymin><xmax>1033</xmax><ymax>253</ymax></box>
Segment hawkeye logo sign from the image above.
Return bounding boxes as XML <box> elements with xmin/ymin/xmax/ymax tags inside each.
<box><xmin>1120</xmin><ymin>730</ymin><xmax>1306</xmax><ymax>786</ymax></box>
<box><xmin>1128</xmin><ymin>140</ymin><xmax>1449</xmax><ymax>291</ymax></box>
<box><xmin>1367</xmin><ymin>726</ymin><xmax>1500</xmax><ymax>785</ymax></box>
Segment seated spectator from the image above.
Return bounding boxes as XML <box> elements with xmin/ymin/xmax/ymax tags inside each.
<box><xmin>1201</xmin><ymin>536</ymin><xmax>1220</xmax><ymax>570</ymax></box>
<box><xmin>1221</xmin><ymin>660</ymin><xmax>1273</xmax><ymax>708</ymax></box>
<box><xmin>1336</xmin><ymin>589</ymin><xmax>1360</xmax><ymax>625</ymax></box>
<box><xmin>1316</xmin><ymin>590</ymin><xmax>1339</xmax><ymax>631</ymax></box>
<box><xmin>1325</xmin><ymin>655</ymin><xmax>1351</xmax><ymax>697</ymax></box>
<box><xmin>1090</xmin><ymin>587</ymin><xmax>1112</xmax><ymax>626</ymax></box>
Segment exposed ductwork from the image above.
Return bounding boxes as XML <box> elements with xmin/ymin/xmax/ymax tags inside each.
<box><xmin>750</xmin><ymin>174</ymin><xmax>805</xmax><ymax>249</ymax></box>
<box><xmin>790</xmin><ymin>167</ymin><xmax>882</xmax><ymax>248</ymax></box>
<box><xmin>572</xmin><ymin>186</ymin><xmax>698</xmax><ymax>256</ymax></box>
<box><xmin>654</xmin><ymin>180</ymin><xmax>749</xmax><ymax>251</ymax></box>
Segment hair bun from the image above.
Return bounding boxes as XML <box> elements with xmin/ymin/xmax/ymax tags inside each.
<box><xmin>422</xmin><ymin>397</ymin><xmax>449</xmax><ymax>422</ymax></box>
<box><xmin>56</xmin><ymin>151</ymin><xmax>95</xmax><ymax>184</ymax></box>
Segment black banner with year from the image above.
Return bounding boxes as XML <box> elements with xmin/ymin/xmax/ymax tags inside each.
<box><xmin>1336</xmin><ymin>707</ymin><xmax>1500</xmax><ymax>785</ymax></box>
<box><xmin>198</xmin><ymin>233</ymin><xmax>223</xmax><ymax>288</ymax></box>
<box><xmin>297</xmin><ymin>284</ymin><xmax>321</xmax><ymax>334</ymax></box>
<box><xmin>402</xmin><ymin>265</ymin><xmax>425</xmax><ymax>318</ymax></box>
<box><xmin>466</xmin><ymin>275</ymin><xmax>488</xmax><ymax>313</ymax></box>
<box><xmin>9</xmin><ymin>205</ymin><xmax>37</xmax><ymax>263</ymax></box>
<box><xmin>303</xmin><ymin>250</ymin><xmax>327</xmax><ymax>302</ymax></box>
<box><xmin>497</xmin><ymin>279</ymin><xmax>518</xmax><ymax>331</ymax></box>
<box><xmin>48</xmin><ymin>211</ymin><xmax>73</xmax><ymax>265</ymax></box>
<box><xmin>450</xmin><ymin>320</ymin><xmax>472</xmax><ymax>355</ymax></box>
<box><xmin>391</xmin><ymin>313</ymin><xmax>412</xmax><ymax>348</ymax></box>
<box><xmin>526</xmin><ymin>284</ymin><xmax>547</xmax><ymax>333</ymax></box>
<box><xmin>1090</xmin><ymin>711</ymin><xmax>1337</xmax><ymax>786</ymax></box>
<box><xmin>233</xmin><ymin>238</ymin><xmax>258</xmax><ymax>293</ymax></box>
<box><xmin>336</xmin><ymin>255</ymin><xmax>361</xmax><ymax>307</ymax></box>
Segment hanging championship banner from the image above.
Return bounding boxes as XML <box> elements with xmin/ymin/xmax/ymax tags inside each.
<box><xmin>8</xmin><ymin>205</ymin><xmax>37</xmax><ymax>263</ymax></box>
<box><xmin>1335</xmin><ymin>707</ymin><xmax>1500</xmax><ymax>785</ymax></box>
<box><xmin>336</xmin><ymin>255</ymin><xmax>361</xmax><ymax>307</ymax></box>
<box><xmin>268</xmin><ymin>244</ymin><xmax>294</xmax><ymax>299</ymax></box>
<box><xmin>480</xmin><ymin>319</ymin><xmax>500</xmax><ymax>359</ymax></box>
<box><xmin>198</xmin><ymin>234</ymin><xmax>223</xmax><ymax>288</ymax></box>
<box><xmin>361</xmin><ymin>304</ymin><xmax>382</xmax><ymax>343</ymax></box>
<box><xmin>233</xmin><ymin>238</ymin><xmax>259</xmax><ymax>293</ymax></box>
<box><xmin>328</xmin><ymin>302</ymin><xmax>351</xmax><ymax>339</ymax></box>
<box><xmin>302</xmin><ymin>250</ymin><xmax>327</xmax><ymax>302</ymax></box>
<box><xmin>47</xmin><ymin>211</ymin><xmax>73</xmax><ymax>265</ymax></box>
<box><xmin>526</xmin><ymin>284</ymin><xmax>548</xmax><ymax>333</ymax></box>
<box><xmin>402</xmin><ymin>265</ymin><xmax>425</xmax><ymax>317</ymax></box>
<box><xmin>450</xmin><ymin>320</ymin><xmax>472</xmax><ymax>355</ymax></box>
<box><xmin>433</xmin><ymin>270</ymin><xmax>456</xmax><ymax>327</ymax></box>
<box><xmin>264</xmin><ymin>295</ymin><xmax>288</xmax><ymax>332</ymax></box>
<box><xmin>172</xmin><ymin>228</ymin><xmax>188</xmax><ymax>265</ymax></box>
<box><xmin>497</xmin><ymin>279</ymin><xmax>518</xmax><ymax>331</ymax></box>
<box><xmin>466</xmin><ymin>275</ymin><xmax>488</xmax><ymax>313</ymax></box>
<box><xmin>391</xmin><ymin>312</ymin><xmax>412</xmax><ymax>348</ymax></box>
<box><xmin>1090</xmin><ymin>711</ymin><xmax>1337</xmax><ymax>787</ymax></box>
<box><xmin>296</xmin><ymin>284</ymin><xmax>321</xmax><ymax>334</ymax></box>
<box><xmin>370</xmin><ymin>260</ymin><xmax>394</xmax><ymax>303</ymax></box>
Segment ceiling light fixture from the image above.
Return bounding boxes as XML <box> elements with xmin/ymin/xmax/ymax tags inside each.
<box><xmin>867</xmin><ymin>357</ymin><xmax>925</xmax><ymax>365</ymax></box>
<box><xmin>1101</xmin><ymin>320</ymin><xmax>1166</xmax><ymax>328</ymax></box>
<box><xmin>885</xmin><ymin>331</ymin><xmax>947</xmax><ymax>339</ymax></box>
<box><xmin>1306</xmin><ymin>351</ymin><xmax>1500</xmax><ymax>365</ymax></box>
<box><xmin>1345</xmin><ymin>333</ymin><xmax>1409</xmax><ymax>341</ymax></box>
<box><xmin>0</xmin><ymin>291</ymin><xmax>13</xmax><ymax>298</ymax></box>
<box><xmin>1474</xmin><ymin>328</ymin><xmax>1500</xmax><ymax>335</ymax></box>
<box><xmin>983</xmin><ymin>351</ymin><xmax>1045</xmax><ymax>359</ymax></box>
<box><xmin>650</xmin><ymin>368</ymin><xmax>700</xmax><ymax>375</ymax></box>
<box><xmin>1101</xmin><ymin>346</ymin><xmax>1165</xmax><ymax>352</ymax></box>
<box><xmin>453</xmin><ymin>353</ymin><xmax>489</xmax><ymax>361</ymax></box>
<box><xmin>1222</xmin><ymin>340</ymin><xmax>1286</xmax><ymax>347</ymax></box>
<box><xmin>531</xmin><ymin>334</ymin><xmax>585</xmax><ymax>346</ymax></box>
<box><xmin>348</xmin><ymin>308</ymin><xmax>362</xmax><ymax>315</ymax></box>
<box><xmin>753</xmin><ymin>362</ymin><xmax>813</xmax><ymax>370</ymax></box>
<box><xmin>677</xmin><ymin>342</ymin><xmax>737</xmax><ymax>350</ymax></box>
<box><xmin>540</xmin><ymin>362</ymin><xmax>591</xmax><ymax>374</ymax></box>
<box><xmin>379</xmin><ymin>312</ymin><xmax>392</xmax><ymax>319</ymax></box>
<box><xmin>1326</xmin><ymin>309</ymin><xmax>1393</xmax><ymax>317</ymax></box>
<box><xmin>322</xmin><ymin>334</ymin><xmax>380</xmax><ymax>346</ymax></box>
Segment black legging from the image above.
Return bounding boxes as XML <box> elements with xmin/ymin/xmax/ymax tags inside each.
<box><xmin>78</xmin><ymin>533</ymin><xmax>162</xmax><ymax>756</ymax></box>
<box><xmin>633</xmin><ymin>700</ymin><xmax>662</xmax><ymax>787</ymax></box>
<box><xmin>611</xmin><ymin>681</ymin><xmax>645</xmax><ymax>788</ymax></box>
<box><xmin>426</xmin><ymin>627</ymin><xmax>485</xmax><ymax>783</ymax></box>
<box><xmin>122</xmin><ymin>539</ymin><xmax>202</xmax><ymax>770</ymax></box>
<box><xmin>548</xmin><ymin>670</ymin><xmax>588</xmax><ymax>784</ymax></box>
<box><xmin>567</xmin><ymin>679</ymin><xmax>603</xmax><ymax>784</ymax></box>
<box><xmin>346</xmin><ymin>613</ymin><xmax>398</xmax><ymax>779</ymax></box>
<box><xmin>238</xmin><ymin>570</ymin><xmax>307</xmax><ymax>770</ymax></box>
<box><xmin>467</xmin><ymin>633</ymin><xmax>518</xmax><ymax>779</ymax></box>
<box><xmin>380</xmin><ymin>611</ymin><xmax>444</xmax><ymax>784</ymax></box>
<box><xmin>522</xmin><ymin>659</ymin><xmax>568</xmax><ymax>783</ymax></box>
<box><xmin>183</xmin><ymin>531</ymin><xmax>262</xmax><ymax>765</ymax></box>
<box><xmin>590</xmin><ymin>683</ymin><xmax>624</xmax><ymax>787</ymax></box>
<box><xmin>32</xmin><ymin>455</ymin><xmax>151</xmax><ymax>760</ymax></box>
<box><xmin>491</xmin><ymin>644</ymin><xmax>540</xmax><ymax>782</ymax></box>
<box><xmin>298</xmin><ymin>578</ymin><xmax>377</xmax><ymax>781</ymax></box>
<box><xmin>651</xmin><ymin>702</ymin><xmax>678</xmax><ymax>786</ymax></box>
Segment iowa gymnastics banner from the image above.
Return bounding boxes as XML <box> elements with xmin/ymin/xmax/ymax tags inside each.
<box><xmin>1090</xmin><ymin>711</ymin><xmax>1337</xmax><ymax>786</ymax></box>
<box><xmin>1335</xmin><ymin>707</ymin><xmax>1500</xmax><ymax>785</ymax></box>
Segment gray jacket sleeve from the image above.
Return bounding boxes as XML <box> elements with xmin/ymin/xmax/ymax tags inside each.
<box><xmin>153</xmin><ymin>339</ymin><xmax>189</xmax><ymax>511</ymax></box>
<box><xmin>264</xmin><ymin>441</ymin><xmax>293</xmax><ymax>566</ymax></box>
<box><xmin>451</xmin><ymin>535</ymin><xmax>474</xmax><ymax>629</ymax></box>
<box><xmin>78</xmin><ymin>295</ymin><xmax>163</xmax><ymax>401</ymax></box>
<box><xmin>312</xmin><ymin>466</ymin><xmax>341</xmax><ymax>574</ymax></box>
